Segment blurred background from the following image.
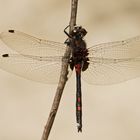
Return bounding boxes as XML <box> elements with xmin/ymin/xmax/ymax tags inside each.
<box><xmin>0</xmin><ymin>0</ymin><xmax>140</xmax><ymax>140</ymax></box>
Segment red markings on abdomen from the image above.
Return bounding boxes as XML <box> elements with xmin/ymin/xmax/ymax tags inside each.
<box><xmin>75</xmin><ymin>64</ymin><xmax>81</xmax><ymax>73</ymax></box>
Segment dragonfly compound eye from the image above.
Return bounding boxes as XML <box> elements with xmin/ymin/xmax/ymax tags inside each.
<box><xmin>80</xmin><ymin>28</ymin><xmax>87</xmax><ymax>37</ymax></box>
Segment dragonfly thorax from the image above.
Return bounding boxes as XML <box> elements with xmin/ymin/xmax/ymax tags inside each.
<box><xmin>69</xmin><ymin>39</ymin><xmax>89</xmax><ymax>71</ymax></box>
<box><xmin>64</xmin><ymin>26</ymin><xmax>89</xmax><ymax>71</ymax></box>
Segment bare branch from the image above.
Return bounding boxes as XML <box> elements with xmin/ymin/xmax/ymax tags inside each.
<box><xmin>41</xmin><ymin>0</ymin><xmax>79</xmax><ymax>140</ymax></box>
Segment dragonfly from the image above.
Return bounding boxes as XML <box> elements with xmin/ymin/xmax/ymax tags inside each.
<box><xmin>0</xmin><ymin>26</ymin><xmax>140</xmax><ymax>132</ymax></box>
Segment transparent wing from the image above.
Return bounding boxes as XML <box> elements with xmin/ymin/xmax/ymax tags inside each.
<box><xmin>0</xmin><ymin>30</ymin><xmax>66</xmax><ymax>56</ymax></box>
<box><xmin>82</xmin><ymin>57</ymin><xmax>140</xmax><ymax>85</ymax></box>
<box><xmin>83</xmin><ymin>36</ymin><xmax>140</xmax><ymax>85</ymax></box>
<box><xmin>0</xmin><ymin>53</ymin><xmax>72</xmax><ymax>84</ymax></box>
<box><xmin>88</xmin><ymin>36</ymin><xmax>140</xmax><ymax>59</ymax></box>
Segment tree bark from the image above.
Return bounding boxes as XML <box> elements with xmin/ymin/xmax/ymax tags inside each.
<box><xmin>41</xmin><ymin>0</ymin><xmax>78</xmax><ymax>140</ymax></box>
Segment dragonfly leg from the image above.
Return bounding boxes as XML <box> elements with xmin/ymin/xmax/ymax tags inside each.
<box><xmin>64</xmin><ymin>25</ymin><xmax>72</xmax><ymax>38</ymax></box>
<box><xmin>64</xmin><ymin>38</ymin><xmax>71</xmax><ymax>46</ymax></box>
<box><xmin>64</xmin><ymin>25</ymin><xmax>72</xmax><ymax>46</ymax></box>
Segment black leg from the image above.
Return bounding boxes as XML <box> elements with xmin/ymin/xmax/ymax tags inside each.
<box><xmin>64</xmin><ymin>25</ymin><xmax>72</xmax><ymax>38</ymax></box>
<box><xmin>64</xmin><ymin>38</ymin><xmax>71</xmax><ymax>46</ymax></box>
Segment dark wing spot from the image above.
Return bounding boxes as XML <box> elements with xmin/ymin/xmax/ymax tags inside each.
<box><xmin>8</xmin><ymin>30</ymin><xmax>15</xmax><ymax>33</ymax></box>
<box><xmin>2</xmin><ymin>54</ymin><xmax>9</xmax><ymax>57</ymax></box>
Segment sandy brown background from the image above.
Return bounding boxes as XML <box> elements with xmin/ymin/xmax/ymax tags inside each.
<box><xmin>0</xmin><ymin>0</ymin><xmax>140</xmax><ymax>140</ymax></box>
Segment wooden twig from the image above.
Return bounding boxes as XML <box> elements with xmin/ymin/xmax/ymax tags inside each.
<box><xmin>41</xmin><ymin>0</ymin><xmax>78</xmax><ymax>140</ymax></box>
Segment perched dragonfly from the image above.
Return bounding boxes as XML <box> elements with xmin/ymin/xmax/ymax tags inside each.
<box><xmin>0</xmin><ymin>26</ymin><xmax>140</xmax><ymax>132</ymax></box>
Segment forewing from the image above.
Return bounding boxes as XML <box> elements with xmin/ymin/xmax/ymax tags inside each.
<box><xmin>0</xmin><ymin>30</ymin><xmax>66</xmax><ymax>57</ymax></box>
<box><xmin>0</xmin><ymin>54</ymin><xmax>71</xmax><ymax>84</ymax></box>
<box><xmin>88</xmin><ymin>36</ymin><xmax>140</xmax><ymax>59</ymax></box>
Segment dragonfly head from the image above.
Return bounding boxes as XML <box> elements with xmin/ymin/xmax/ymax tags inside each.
<box><xmin>71</xmin><ymin>26</ymin><xmax>87</xmax><ymax>39</ymax></box>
